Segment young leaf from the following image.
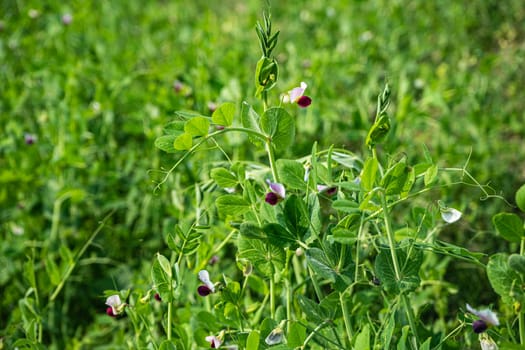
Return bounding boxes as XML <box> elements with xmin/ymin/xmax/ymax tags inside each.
<box><xmin>216</xmin><ymin>195</ymin><xmax>251</xmax><ymax>216</ymax></box>
<box><xmin>260</xmin><ymin>107</ymin><xmax>295</xmax><ymax>152</ymax></box>
<box><xmin>246</xmin><ymin>330</ymin><xmax>260</xmax><ymax>350</ymax></box>
<box><xmin>212</xmin><ymin>102</ymin><xmax>235</xmax><ymax>126</ymax></box>
<box><xmin>174</xmin><ymin>132</ymin><xmax>192</xmax><ymax>150</ymax></box>
<box><xmin>365</xmin><ymin>113</ymin><xmax>391</xmax><ymax>148</ymax></box>
<box><xmin>361</xmin><ymin>157</ymin><xmax>378</xmax><ymax>192</ymax></box>
<box><xmin>424</xmin><ymin>164</ymin><xmax>438</xmax><ymax>186</ymax></box>
<box><xmin>381</xmin><ymin>158</ymin><xmax>411</xmax><ymax>196</ymax></box>
<box><xmin>155</xmin><ymin>134</ymin><xmax>179</xmax><ymax>153</ymax></box>
<box><xmin>241</xmin><ymin>102</ymin><xmax>264</xmax><ymax>147</ymax></box>
<box><xmin>152</xmin><ymin>257</ymin><xmax>173</xmax><ymax>302</ymax></box>
<box><xmin>184</xmin><ymin>116</ymin><xmax>210</xmax><ymax>137</ymax></box>
<box><xmin>354</xmin><ymin>324</ymin><xmax>370</xmax><ymax>350</ymax></box>
<box><xmin>492</xmin><ymin>212</ymin><xmax>524</xmax><ymax>243</ymax></box>
<box><xmin>283</xmin><ymin>195</ymin><xmax>309</xmax><ymax>238</ymax></box>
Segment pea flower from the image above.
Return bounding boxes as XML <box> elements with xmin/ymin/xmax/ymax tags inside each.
<box><xmin>197</xmin><ymin>270</ymin><xmax>216</xmax><ymax>296</ymax></box>
<box><xmin>479</xmin><ymin>333</ymin><xmax>498</xmax><ymax>350</ymax></box>
<box><xmin>283</xmin><ymin>82</ymin><xmax>312</xmax><ymax>108</ymax></box>
<box><xmin>205</xmin><ymin>331</ymin><xmax>224</xmax><ymax>348</ymax></box>
<box><xmin>105</xmin><ymin>294</ymin><xmax>125</xmax><ymax>317</ymax></box>
<box><xmin>317</xmin><ymin>185</ymin><xmax>337</xmax><ymax>196</ymax></box>
<box><xmin>24</xmin><ymin>133</ymin><xmax>37</xmax><ymax>145</ymax></box>
<box><xmin>439</xmin><ymin>201</ymin><xmax>462</xmax><ymax>223</ymax></box>
<box><xmin>265</xmin><ymin>180</ymin><xmax>286</xmax><ymax>205</ymax></box>
<box><xmin>466</xmin><ymin>304</ymin><xmax>500</xmax><ymax>333</ymax></box>
<box><xmin>62</xmin><ymin>13</ymin><xmax>73</xmax><ymax>25</ymax></box>
<box><xmin>265</xmin><ymin>321</ymin><xmax>285</xmax><ymax>345</ymax></box>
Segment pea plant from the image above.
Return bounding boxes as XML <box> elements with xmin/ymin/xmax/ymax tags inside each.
<box><xmin>100</xmin><ymin>12</ymin><xmax>524</xmax><ymax>350</ymax></box>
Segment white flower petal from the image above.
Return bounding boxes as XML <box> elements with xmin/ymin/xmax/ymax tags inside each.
<box><xmin>467</xmin><ymin>304</ymin><xmax>500</xmax><ymax>326</ymax></box>
<box><xmin>105</xmin><ymin>294</ymin><xmax>122</xmax><ymax>307</ymax></box>
<box><xmin>441</xmin><ymin>207</ymin><xmax>462</xmax><ymax>223</ymax></box>
<box><xmin>267</xmin><ymin>180</ymin><xmax>286</xmax><ymax>199</ymax></box>
<box><xmin>205</xmin><ymin>335</ymin><xmax>222</xmax><ymax>348</ymax></box>
<box><xmin>198</xmin><ymin>270</ymin><xmax>215</xmax><ymax>292</ymax></box>
<box><xmin>287</xmin><ymin>82</ymin><xmax>307</xmax><ymax>103</ymax></box>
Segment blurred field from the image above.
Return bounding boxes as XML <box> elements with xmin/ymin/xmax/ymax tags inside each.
<box><xmin>1</xmin><ymin>0</ymin><xmax>524</xmax><ymax>348</ymax></box>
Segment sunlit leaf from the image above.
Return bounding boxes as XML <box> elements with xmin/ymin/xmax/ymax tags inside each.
<box><xmin>492</xmin><ymin>212</ymin><xmax>524</xmax><ymax>243</ymax></box>
<box><xmin>212</xmin><ymin>102</ymin><xmax>235</xmax><ymax>126</ymax></box>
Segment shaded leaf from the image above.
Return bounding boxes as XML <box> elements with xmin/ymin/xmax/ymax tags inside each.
<box><xmin>493</xmin><ymin>212</ymin><xmax>524</xmax><ymax>243</ymax></box>
<box><xmin>277</xmin><ymin>159</ymin><xmax>305</xmax><ymax>190</ymax></box>
<box><xmin>238</xmin><ymin>237</ymin><xmax>285</xmax><ymax>278</ymax></box>
<box><xmin>216</xmin><ymin>195</ymin><xmax>251</xmax><ymax>216</ymax></box>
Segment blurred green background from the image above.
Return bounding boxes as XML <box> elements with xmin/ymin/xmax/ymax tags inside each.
<box><xmin>1</xmin><ymin>0</ymin><xmax>524</xmax><ymax>347</ymax></box>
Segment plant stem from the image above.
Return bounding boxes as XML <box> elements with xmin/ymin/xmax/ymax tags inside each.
<box><xmin>380</xmin><ymin>192</ymin><xmax>420</xmax><ymax>346</ymax></box>
<box><xmin>269</xmin><ymin>275</ymin><xmax>275</xmax><ymax>319</ymax></box>
<box><xmin>340</xmin><ymin>291</ymin><xmax>353</xmax><ymax>346</ymax></box>
<box><xmin>266</xmin><ymin>140</ymin><xmax>279</xmax><ymax>183</ymax></box>
<box><xmin>520</xmin><ymin>237</ymin><xmax>525</xmax><ymax>344</ymax></box>
<box><xmin>167</xmin><ymin>301</ymin><xmax>172</xmax><ymax>340</ymax></box>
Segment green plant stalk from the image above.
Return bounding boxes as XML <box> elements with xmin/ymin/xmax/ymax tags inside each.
<box><xmin>265</xmin><ymin>139</ymin><xmax>279</xmax><ymax>183</ymax></box>
<box><xmin>269</xmin><ymin>274</ymin><xmax>276</xmax><ymax>319</ymax></box>
<box><xmin>498</xmin><ymin>213</ymin><xmax>525</xmax><ymax>345</ymax></box>
<box><xmin>339</xmin><ymin>291</ymin><xmax>353</xmax><ymax>345</ymax></box>
<box><xmin>380</xmin><ymin>192</ymin><xmax>420</xmax><ymax>346</ymax></box>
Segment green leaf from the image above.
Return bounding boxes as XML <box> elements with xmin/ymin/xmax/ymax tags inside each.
<box><xmin>283</xmin><ymin>195</ymin><xmax>309</xmax><ymax>238</ymax></box>
<box><xmin>264</xmin><ymin>223</ymin><xmax>296</xmax><ymax>248</ymax></box>
<box><xmin>246</xmin><ymin>330</ymin><xmax>260</xmax><ymax>350</ymax></box>
<box><xmin>155</xmin><ymin>134</ymin><xmax>179</xmax><ymax>153</ymax></box>
<box><xmin>260</xmin><ymin>107</ymin><xmax>295</xmax><ymax>152</ymax></box>
<box><xmin>222</xmin><ymin>281</ymin><xmax>241</xmax><ymax>304</ymax></box>
<box><xmin>277</xmin><ymin>159</ymin><xmax>305</xmax><ymax>190</ymax></box>
<box><xmin>487</xmin><ymin>253</ymin><xmax>525</xmax><ymax>304</ymax></box>
<box><xmin>516</xmin><ymin>184</ymin><xmax>525</xmax><ymax>212</ymax></box>
<box><xmin>240</xmin><ymin>222</ymin><xmax>266</xmax><ymax>240</ymax></box>
<box><xmin>424</xmin><ymin>164</ymin><xmax>438</xmax><ymax>186</ymax></box>
<box><xmin>296</xmin><ymin>295</ymin><xmax>326</xmax><ymax>323</ymax></box>
<box><xmin>212</xmin><ymin>102</ymin><xmax>235</xmax><ymax>126</ymax></box>
<box><xmin>45</xmin><ymin>255</ymin><xmax>61</xmax><ymax>286</ymax></box>
<box><xmin>157</xmin><ymin>253</ymin><xmax>172</xmax><ymax>278</ymax></box>
<box><xmin>306</xmin><ymin>248</ymin><xmax>337</xmax><ymax>282</ymax></box>
<box><xmin>216</xmin><ymin>195</ymin><xmax>251</xmax><ymax>216</ymax></box>
<box><xmin>238</xmin><ymin>237</ymin><xmax>285</xmax><ymax>278</ymax></box>
<box><xmin>287</xmin><ymin>321</ymin><xmax>306</xmax><ymax>348</ymax></box>
<box><xmin>175</xmin><ymin>110</ymin><xmax>206</xmax><ymax>119</ymax></box>
<box><xmin>184</xmin><ymin>116</ymin><xmax>210</xmax><ymax>137</ymax></box>
<box><xmin>159</xmin><ymin>340</ymin><xmax>178</xmax><ymax>350</ymax></box>
<box><xmin>381</xmin><ymin>158</ymin><xmax>411</xmax><ymax>196</ymax></box>
<box><xmin>152</xmin><ymin>256</ymin><xmax>173</xmax><ymax>302</ymax></box>
<box><xmin>241</xmin><ymin>102</ymin><xmax>264</xmax><ymax>147</ymax></box>
<box><xmin>365</xmin><ymin>113</ymin><xmax>391</xmax><ymax>148</ymax></box>
<box><xmin>492</xmin><ymin>212</ymin><xmax>524</xmax><ymax>243</ymax></box>
<box><xmin>375</xmin><ymin>245</ymin><xmax>422</xmax><ymax>294</ymax></box>
<box><xmin>361</xmin><ymin>157</ymin><xmax>378</xmax><ymax>192</ymax></box>
<box><xmin>255</xmin><ymin>56</ymin><xmax>279</xmax><ymax>95</ymax></box>
<box><xmin>163</xmin><ymin>120</ymin><xmax>186</xmax><ymax>134</ymax></box>
<box><xmin>332</xmin><ymin>199</ymin><xmax>360</xmax><ymax>213</ymax></box>
<box><xmin>210</xmin><ymin>167</ymin><xmax>238</xmax><ymax>188</ymax></box>
<box><xmin>354</xmin><ymin>324</ymin><xmax>370</xmax><ymax>350</ymax></box>
<box><xmin>508</xmin><ymin>254</ymin><xmax>525</xmax><ymax>275</ymax></box>
<box><xmin>173</xmin><ymin>132</ymin><xmax>192</xmax><ymax>150</ymax></box>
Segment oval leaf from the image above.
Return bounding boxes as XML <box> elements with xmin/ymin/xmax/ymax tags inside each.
<box><xmin>260</xmin><ymin>107</ymin><xmax>295</xmax><ymax>151</ymax></box>
<box><xmin>184</xmin><ymin>116</ymin><xmax>210</xmax><ymax>137</ymax></box>
<box><xmin>212</xmin><ymin>102</ymin><xmax>235</xmax><ymax>126</ymax></box>
<box><xmin>174</xmin><ymin>132</ymin><xmax>192</xmax><ymax>150</ymax></box>
<box><xmin>492</xmin><ymin>212</ymin><xmax>524</xmax><ymax>243</ymax></box>
<box><xmin>516</xmin><ymin>184</ymin><xmax>525</xmax><ymax>213</ymax></box>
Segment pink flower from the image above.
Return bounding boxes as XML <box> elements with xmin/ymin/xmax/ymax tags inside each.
<box><xmin>265</xmin><ymin>180</ymin><xmax>286</xmax><ymax>205</ymax></box>
<box><xmin>283</xmin><ymin>82</ymin><xmax>312</xmax><ymax>108</ymax></box>
<box><xmin>205</xmin><ymin>335</ymin><xmax>223</xmax><ymax>348</ymax></box>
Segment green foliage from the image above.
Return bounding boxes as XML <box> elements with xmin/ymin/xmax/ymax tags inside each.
<box><xmin>2</xmin><ymin>0</ymin><xmax>525</xmax><ymax>349</ymax></box>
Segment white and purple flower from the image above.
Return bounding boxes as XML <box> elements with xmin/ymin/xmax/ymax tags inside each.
<box><xmin>282</xmin><ymin>82</ymin><xmax>312</xmax><ymax>108</ymax></box>
<box><xmin>265</xmin><ymin>180</ymin><xmax>286</xmax><ymax>205</ymax></box>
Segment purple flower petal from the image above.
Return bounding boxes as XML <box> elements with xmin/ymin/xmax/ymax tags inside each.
<box><xmin>297</xmin><ymin>95</ymin><xmax>312</xmax><ymax>108</ymax></box>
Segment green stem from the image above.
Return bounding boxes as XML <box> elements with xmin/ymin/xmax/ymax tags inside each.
<box><xmin>380</xmin><ymin>192</ymin><xmax>420</xmax><ymax>346</ymax></box>
<box><xmin>167</xmin><ymin>301</ymin><xmax>172</xmax><ymax>340</ymax></box>
<box><xmin>266</xmin><ymin>140</ymin><xmax>279</xmax><ymax>183</ymax></box>
<box><xmin>518</xmin><ymin>238</ymin><xmax>525</xmax><ymax>345</ymax></box>
<box><xmin>340</xmin><ymin>291</ymin><xmax>353</xmax><ymax>345</ymax></box>
<box><xmin>269</xmin><ymin>275</ymin><xmax>275</xmax><ymax>319</ymax></box>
